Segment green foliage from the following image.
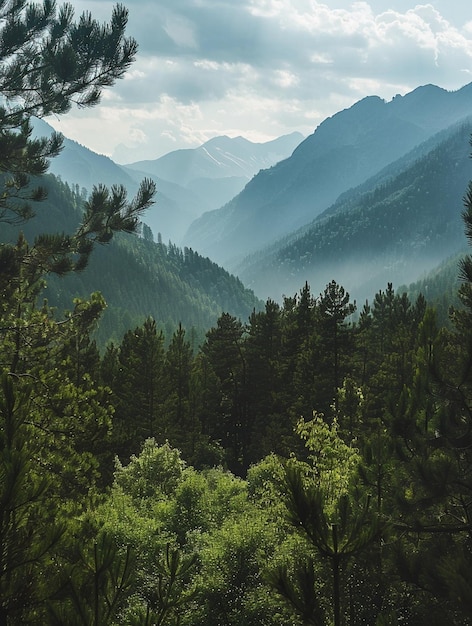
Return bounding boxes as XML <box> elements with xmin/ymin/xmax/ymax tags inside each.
<box><xmin>293</xmin><ymin>414</ymin><xmax>360</xmax><ymax>509</ymax></box>
<box><xmin>48</xmin><ymin>531</ymin><xmax>135</xmax><ymax>626</ymax></box>
<box><xmin>191</xmin><ymin>510</ymin><xmax>291</xmax><ymax>626</ymax></box>
<box><xmin>126</xmin><ymin>543</ymin><xmax>198</xmax><ymax>626</ymax></box>
<box><xmin>113</xmin><ymin>439</ymin><xmax>186</xmax><ymax>502</ymax></box>
<box><xmin>0</xmin><ymin>373</ymin><xmax>65</xmax><ymax>622</ymax></box>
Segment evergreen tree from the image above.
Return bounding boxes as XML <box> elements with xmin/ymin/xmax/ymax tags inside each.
<box><xmin>112</xmin><ymin>318</ymin><xmax>165</xmax><ymax>459</ymax></box>
<box><xmin>162</xmin><ymin>323</ymin><xmax>199</xmax><ymax>460</ymax></box>
<box><xmin>267</xmin><ymin>416</ymin><xmax>382</xmax><ymax>626</ymax></box>
<box><xmin>0</xmin><ymin>1</ymin><xmax>148</xmax><ymax>220</ymax></box>
<box><xmin>318</xmin><ymin>280</ymin><xmax>356</xmax><ymax>416</ymax></box>
<box><xmin>201</xmin><ymin>313</ymin><xmax>248</xmax><ymax>474</ymax></box>
<box><xmin>0</xmin><ymin>3</ymin><xmax>156</xmax><ymax>620</ymax></box>
<box><xmin>0</xmin><ymin>374</ymin><xmax>64</xmax><ymax>623</ymax></box>
<box><xmin>245</xmin><ymin>299</ymin><xmax>286</xmax><ymax>464</ymax></box>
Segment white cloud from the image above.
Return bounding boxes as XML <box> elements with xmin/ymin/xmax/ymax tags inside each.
<box><xmin>52</xmin><ymin>0</ymin><xmax>472</xmax><ymax>160</ymax></box>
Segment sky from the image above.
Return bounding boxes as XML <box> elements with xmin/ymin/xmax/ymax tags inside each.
<box><xmin>47</xmin><ymin>1</ymin><xmax>472</xmax><ymax>163</ymax></box>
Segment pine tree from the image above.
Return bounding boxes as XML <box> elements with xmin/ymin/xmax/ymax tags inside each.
<box><xmin>268</xmin><ymin>419</ymin><xmax>381</xmax><ymax>626</ymax></box>
<box><xmin>0</xmin><ymin>1</ymin><xmax>156</xmax><ymax>282</ymax></box>
<box><xmin>0</xmin><ymin>374</ymin><xmax>64</xmax><ymax>623</ymax></box>
<box><xmin>112</xmin><ymin>318</ymin><xmax>165</xmax><ymax>458</ymax></box>
<box><xmin>201</xmin><ymin>313</ymin><xmax>248</xmax><ymax>474</ymax></box>
<box><xmin>245</xmin><ymin>299</ymin><xmax>286</xmax><ymax>463</ymax></box>
<box><xmin>162</xmin><ymin>323</ymin><xmax>198</xmax><ymax>460</ymax></box>
<box><xmin>0</xmin><ymin>3</ymin><xmax>156</xmax><ymax>620</ymax></box>
<box><xmin>318</xmin><ymin>280</ymin><xmax>356</xmax><ymax>415</ymax></box>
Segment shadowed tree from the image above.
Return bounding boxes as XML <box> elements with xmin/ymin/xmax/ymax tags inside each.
<box><xmin>201</xmin><ymin>313</ymin><xmax>248</xmax><ymax>474</ymax></box>
<box><xmin>0</xmin><ymin>2</ymin><xmax>156</xmax><ymax>621</ymax></box>
<box><xmin>112</xmin><ymin>318</ymin><xmax>165</xmax><ymax>458</ymax></box>
<box><xmin>318</xmin><ymin>280</ymin><xmax>356</xmax><ymax>415</ymax></box>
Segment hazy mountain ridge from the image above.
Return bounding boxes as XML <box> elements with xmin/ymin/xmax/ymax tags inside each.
<box><xmin>123</xmin><ymin>132</ymin><xmax>304</xmax><ymax>242</ymax></box>
<box><xmin>32</xmin><ymin>118</ymin><xmax>140</xmax><ymax>194</ymax></box>
<box><xmin>33</xmin><ymin>118</ymin><xmax>303</xmax><ymax>245</ymax></box>
<box><xmin>236</xmin><ymin>121</ymin><xmax>472</xmax><ymax>302</ymax></box>
<box><xmin>183</xmin><ymin>83</ymin><xmax>472</xmax><ymax>267</ymax></box>
<box><xmin>125</xmin><ymin>133</ymin><xmax>304</xmax><ymax>185</ymax></box>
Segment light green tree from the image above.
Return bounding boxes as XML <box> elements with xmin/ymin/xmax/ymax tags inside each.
<box><xmin>267</xmin><ymin>415</ymin><xmax>382</xmax><ymax>626</ymax></box>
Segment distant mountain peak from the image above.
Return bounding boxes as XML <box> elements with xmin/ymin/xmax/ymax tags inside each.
<box><xmin>125</xmin><ymin>132</ymin><xmax>305</xmax><ymax>187</ymax></box>
<box><xmin>202</xmin><ymin>135</ymin><xmax>249</xmax><ymax>149</ymax></box>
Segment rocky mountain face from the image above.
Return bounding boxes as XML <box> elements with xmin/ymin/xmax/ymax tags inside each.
<box><xmin>183</xmin><ymin>83</ymin><xmax>472</xmax><ymax>268</ymax></box>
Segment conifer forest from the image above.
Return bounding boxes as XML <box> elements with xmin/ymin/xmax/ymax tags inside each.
<box><xmin>2</xmin><ymin>2</ymin><xmax>472</xmax><ymax>625</ymax></box>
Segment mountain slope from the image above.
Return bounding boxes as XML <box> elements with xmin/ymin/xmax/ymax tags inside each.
<box><xmin>32</xmin><ymin>117</ymin><xmax>140</xmax><ymax>194</ymax></box>
<box><xmin>235</xmin><ymin>122</ymin><xmax>472</xmax><ymax>303</ymax></box>
<box><xmin>124</xmin><ymin>132</ymin><xmax>303</xmax><ymax>243</ymax></box>
<box><xmin>183</xmin><ymin>83</ymin><xmax>472</xmax><ymax>267</ymax></box>
<box><xmin>1</xmin><ymin>174</ymin><xmax>263</xmax><ymax>346</ymax></box>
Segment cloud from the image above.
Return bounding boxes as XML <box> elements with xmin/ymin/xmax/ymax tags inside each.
<box><xmin>50</xmin><ymin>1</ymin><xmax>472</xmax><ymax>161</ymax></box>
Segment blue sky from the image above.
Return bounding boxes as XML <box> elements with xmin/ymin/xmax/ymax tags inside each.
<box><xmin>49</xmin><ymin>1</ymin><xmax>472</xmax><ymax>162</ymax></box>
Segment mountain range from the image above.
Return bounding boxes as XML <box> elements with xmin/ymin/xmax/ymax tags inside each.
<box><xmin>183</xmin><ymin>83</ymin><xmax>472</xmax><ymax>274</ymax></box>
<box><xmin>235</xmin><ymin>120</ymin><xmax>472</xmax><ymax>302</ymax></box>
<box><xmin>33</xmin><ymin>118</ymin><xmax>303</xmax><ymax>244</ymax></box>
<box><xmin>28</xmin><ymin>82</ymin><xmax>472</xmax><ymax>329</ymax></box>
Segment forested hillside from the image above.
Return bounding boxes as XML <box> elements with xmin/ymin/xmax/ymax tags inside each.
<box><xmin>1</xmin><ymin>173</ymin><xmax>262</xmax><ymax>345</ymax></box>
<box><xmin>237</xmin><ymin>122</ymin><xmax>472</xmax><ymax>302</ymax></box>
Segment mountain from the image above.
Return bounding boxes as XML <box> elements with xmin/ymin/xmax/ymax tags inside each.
<box><xmin>33</xmin><ymin>119</ymin><xmax>303</xmax><ymax>244</ymax></box>
<box><xmin>32</xmin><ymin>117</ymin><xmax>140</xmax><ymax>194</ymax></box>
<box><xmin>125</xmin><ymin>133</ymin><xmax>304</xmax><ymax>185</ymax></box>
<box><xmin>234</xmin><ymin>121</ymin><xmax>472</xmax><ymax>303</ymax></box>
<box><xmin>183</xmin><ymin>83</ymin><xmax>472</xmax><ymax>267</ymax></box>
<box><xmin>123</xmin><ymin>132</ymin><xmax>304</xmax><ymax>242</ymax></box>
<box><xmin>1</xmin><ymin>173</ymin><xmax>263</xmax><ymax>346</ymax></box>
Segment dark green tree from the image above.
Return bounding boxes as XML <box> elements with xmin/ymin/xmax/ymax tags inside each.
<box><xmin>318</xmin><ymin>280</ymin><xmax>356</xmax><ymax>416</ymax></box>
<box><xmin>0</xmin><ymin>2</ymin><xmax>156</xmax><ymax>621</ymax></box>
<box><xmin>48</xmin><ymin>531</ymin><xmax>135</xmax><ymax>626</ymax></box>
<box><xmin>162</xmin><ymin>323</ymin><xmax>198</xmax><ymax>459</ymax></box>
<box><xmin>245</xmin><ymin>299</ymin><xmax>286</xmax><ymax>463</ymax></box>
<box><xmin>0</xmin><ymin>374</ymin><xmax>64</xmax><ymax>623</ymax></box>
<box><xmin>201</xmin><ymin>313</ymin><xmax>248</xmax><ymax>474</ymax></box>
<box><xmin>112</xmin><ymin>318</ymin><xmax>165</xmax><ymax>458</ymax></box>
